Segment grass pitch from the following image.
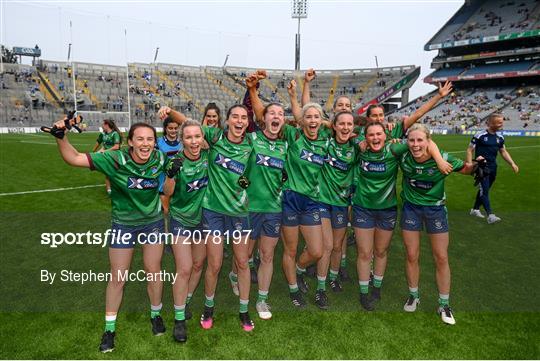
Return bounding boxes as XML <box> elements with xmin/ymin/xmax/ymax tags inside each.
<box><xmin>0</xmin><ymin>133</ymin><xmax>539</xmax><ymax>359</ymax></box>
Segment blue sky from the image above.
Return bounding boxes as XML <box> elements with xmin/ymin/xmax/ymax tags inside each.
<box><xmin>2</xmin><ymin>0</ymin><xmax>463</xmax><ymax>98</ymax></box>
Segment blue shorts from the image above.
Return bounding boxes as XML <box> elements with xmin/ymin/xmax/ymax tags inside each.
<box><xmin>400</xmin><ymin>202</ymin><xmax>448</xmax><ymax>234</ymax></box>
<box><xmin>202</xmin><ymin>208</ymin><xmax>250</xmax><ymax>235</ymax></box>
<box><xmin>318</xmin><ymin>202</ymin><xmax>348</xmax><ymax>229</ymax></box>
<box><xmin>352</xmin><ymin>205</ymin><xmax>397</xmax><ymax>231</ymax></box>
<box><xmin>109</xmin><ymin>219</ymin><xmax>165</xmax><ymax>249</ymax></box>
<box><xmin>170</xmin><ymin>218</ymin><xmax>203</xmax><ymax>237</ymax></box>
<box><xmin>282</xmin><ymin>190</ymin><xmax>321</xmax><ymax>227</ymax></box>
<box><xmin>250</xmin><ymin>212</ymin><xmax>282</xmax><ymax>239</ymax></box>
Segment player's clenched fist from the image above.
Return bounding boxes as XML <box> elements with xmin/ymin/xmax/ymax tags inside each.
<box><xmin>157</xmin><ymin>106</ymin><xmax>172</xmax><ymax>121</ymax></box>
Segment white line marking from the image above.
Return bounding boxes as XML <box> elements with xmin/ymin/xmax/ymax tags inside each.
<box><xmin>0</xmin><ymin>146</ymin><xmax>537</xmax><ymax>197</ymax></box>
<box><xmin>0</xmin><ymin>185</ymin><xmax>102</xmax><ymax>197</ymax></box>
<box><xmin>19</xmin><ymin>140</ymin><xmax>93</xmax><ymax>146</ymax></box>
<box><xmin>447</xmin><ymin>145</ymin><xmax>540</xmax><ymax>154</ymax></box>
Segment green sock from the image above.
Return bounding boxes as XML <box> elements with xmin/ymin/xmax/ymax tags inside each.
<box><xmin>439</xmin><ymin>294</ymin><xmax>449</xmax><ymax>306</ymax></box>
<box><xmin>174</xmin><ymin>305</ymin><xmax>186</xmax><ymax>321</ymax></box>
<box><xmin>340</xmin><ymin>257</ymin><xmax>347</xmax><ymax>268</ymax></box>
<box><xmin>205</xmin><ymin>295</ymin><xmax>215</xmax><ymax>308</ymax></box>
<box><xmin>239</xmin><ymin>299</ymin><xmax>249</xmax><ymax>313</ymax></box>
<box><xmin>289</xmin><ymin>283</ymin><xmax>299</xmax><ymax>293</ymax></box>
<box><xmin>150</xmin><ymin>303</ymin><xmax>162</xmax><ymax>319</ymax></box>
<box><xmin>373</xmin><ymin>274</ymin><xmax>383</xmax><ymax>288</ymax></box>
<box><xmin>248</xmin><ymin>258</ymin><xmax>255</xmax><ymax>269</ymax></box>
<box><xmin>359</xmin><ymin>281</ymin><xmax>369</xmax><ymax>294</ymax></box>
<box><xmin>409</xmin><ymin>287</ymin><xmax>419</xmax><ymax>299</ymax></box>
<box><xmin>105</xmin><ymin>315</ymin><xmax>116</xmax><ymax>332</ymax></box>
<box><xmin>317</xmin><ymin>276</ymin><xmax>326</xmax><ymax>291</ymax></box>
<box><xmin>257</xmin><ymin>290</ymin><xmax>268</xmax><ymax>303</ymax></box>
<box><xmin>229</xmin><ymin>271</ymin><xmax>238</xmax><ymax>283</ymax></box>
<box><xmin>329</xmin><ymin>269</ymin><xmax>338</xmax><ymax>281</ymax></box>
<box><xmin>296</xmin><ymin>265</ymin><xmax>306</xmax><ymax>275</ymax></box>
<box><xmin>186</xmin><ymin>293</ymin><xmax>193</xmax><ymax>305</ymax></box>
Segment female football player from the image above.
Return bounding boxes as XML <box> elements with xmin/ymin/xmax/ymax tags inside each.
<box><xmin>92</xmin><ymin>119</ymin><xmax>122</xmax><ymax>195</ymax></box>
<box><xmin>52</xmin><ymin>117</ymin><xmax>168</xmax><ymax>353</ymax></box>
<box><xmin>163</xmin><ymin>120</ymin><xmax>208</xmax><ymax>343</ymax></box>
<box><xmin>399</xmin><ymin>123</ymin><xmax>477</xmax><ymax>325</ymax></box>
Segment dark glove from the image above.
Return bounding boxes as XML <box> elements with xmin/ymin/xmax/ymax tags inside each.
<box><xmin>472</xmin><ymin>158</ymin><xmax>490</xmax><ymax>186</ymax></box>
<box><xmin>238</xmin><ymin>175</ymin><xmax>250</xmax><ymax>189</ymax></box>
<box><xmin>41</xmin><ymin>112</ymin><xmax>84</xmax><ymax>139</ymax></box>
<box><xmin>166</xmin><ymin>158</ymin><xmax>183</xmax><ymax>178</ymax></box>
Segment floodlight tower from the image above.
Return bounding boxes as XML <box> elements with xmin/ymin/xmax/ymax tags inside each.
<box><xmin>291</xmin><ymin>0</ymin><xmax>308</xmax><ymax>71</ymax></box>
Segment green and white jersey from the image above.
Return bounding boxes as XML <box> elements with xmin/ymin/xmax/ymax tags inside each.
<box><xmin>353</xmin><ymin>143</ymin><xmax>408</xmax><ymax>209</ymax></box>
<box><xmin>169</xmin><ymin>150</ymin><xmax>209</xmax><ymax>227</ymax></box>
<box><xmin>202</xmin><ymin>127</ymin><xmax>252</xmax><ymax>216</ymax></box>
<box><xmin>88</xmin><ymin>148</ymin><xmax>168</xmax><ymax>226</ymax></box>
<box><xmin>318</xmin><ymin>138</ymin><xmax>357</xmax><ymax>207</ymax></box>
<box><xmin>283</xmin><ymin>124</ymin><xmax>331</xmax><ymax>200</ymax></box>
<box><xmin>246</xmin><ymin>131</ymin><xmax>287</xmax><ymax>213</ymax></box>
<box><xmin>399</xmin><ymin>150</ymin><xmax>464</xmax><ymax>206</ymax></box>
<box><xmin>97</xmin><ymin>131</ymin><xmax>121</xmax><ymax>150</ymax></box>
<box><xmin>353</xmin><ymin>121</ymin><xmax>405</xmax><ymax>144</ymax></box>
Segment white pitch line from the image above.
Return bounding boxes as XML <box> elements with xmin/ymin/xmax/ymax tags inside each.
<box><xmin>0</xmin><ymin>146</ymin><xmax>537</xmax><ymax>197</ymax></box>
<box><xmin>19</xmin><ymin>140</ymin><xmax>93</xmax><ymax>146</ymax></box>
<box><xmin>0</xmin><ymin>184</ymin><xmax>102</xmax><ymax>196</ymax></box>
<box><xmin>447</xmin><ymin>145</ymin><xmax>540</xmax><ymax>154</ymax></box>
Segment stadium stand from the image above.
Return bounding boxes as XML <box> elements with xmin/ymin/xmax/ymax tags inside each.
<box><xmin>462</xmin><ymin>60</ymin><xmax>536</xmax><ymax>75</ymax></box>
<box><xmin>0</xmin><ymin>59</ymin><xmax>418</xmax><ymax>129</ymax></box>
<box><xmin>426</xmin><ymin>0</ymin><xmax>540</xmax><ymax>49</ymax></box>
<box><xmin>389</xmin><ymin>86</ymin><xmax>538</xmax><ymax>131</ymax></box>
<box><xmin>396</xmin><ymin>0</ymin><xmax>540</xmax><ymax>133</ymax></box>
<box><xmin>500</xmin><ymin>86</ymin><xmax>540</xmax><ymax>129</ymax></box>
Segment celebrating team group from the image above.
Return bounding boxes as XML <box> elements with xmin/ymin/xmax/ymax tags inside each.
<box><xmin>49</xmin><ymin>68</ymin><xmax>510</xmax><ymax>353</ymax></box>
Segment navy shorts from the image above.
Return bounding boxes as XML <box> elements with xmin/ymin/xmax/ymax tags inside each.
<box><xmin>250</xmin><ymin>212</ymin><xmax>282</xmax><ymax>239</ymax></box>
<box><xmin>400</xmin><ymin>202</ymin><xmax>448</xmax><ymax>234</ymax></box>
<box><xmin>202</xmin><ymin>208</ymin><xmax>250</xmax><ymax>235</ymax></box>
<box><xmin>170</xmin><ymin>217</ymin><xmax>204</xmax><ymax>241</ymax></box>
<box><xmin>352</xmin><ymin>205</ymin><xmax>397</xmax><ymax>231</ymax></box>
<box><xmin>109</xmin><ymin>219</ymin><xmax>164</xmax><ymax>249</ymax></box>
<box><xmin>282</xmin><ymin>190</ymin><xmax>321</xmax><ymax>226</ymax></box>
<box><xmin>318</xmin><ymin>202</ymin><xmax>348</xmax><ymax>229</ymax></box>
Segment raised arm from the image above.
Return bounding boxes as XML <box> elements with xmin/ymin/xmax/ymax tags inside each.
<box><xmin>301</xmin><ymin>68</ymin><xmax>315</xmax><ymax>106</ymax></box>
<box><xmin>404</xmin><ymin>81</ymin><xmax>453</xmax><ymax>130</ymax></box>
<box><xmin>287</xmin><ymin>79</ymin><xmax>302</xmax><ymax>123</ymax></box>
<box><xmin>246</xmin><ymin>72</ymin><xmax>265</xmax><ymax>126</ymax></box>
<box><xmin>157</xmin><ymin>106</ymin><xmax>187</xmax><ymax>125</ymax></box>
<box><xmin>53</xmin><ymin>118</ymin><xmax>91</xmax><ymax>168</ymax></box>
<box><xmin>499</xmin><ymin>146</ymin><xmax>519</xmax><ymax>173</ymax></box>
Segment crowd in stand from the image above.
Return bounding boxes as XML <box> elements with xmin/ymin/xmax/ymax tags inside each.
<box><xmin>448</xmin><ymin>1</ymin><xmax>537</xmax><ymax>42</ymax></box>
